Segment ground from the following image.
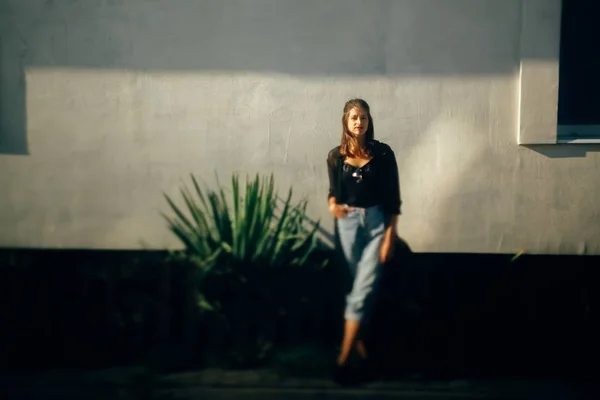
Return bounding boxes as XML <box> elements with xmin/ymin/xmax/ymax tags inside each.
<box><xmin>1</xmin><ymin>367</ymin><xmax>598</xmax><ymax>399</ymax></box>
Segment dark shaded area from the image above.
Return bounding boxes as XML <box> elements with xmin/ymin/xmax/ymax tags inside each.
<box><xmin>0</xmin><ymin>248</ymin><xmax>342</xmax><ymax>373</ymax></box>
<box><xmin>558</xmin><ymin>0</ymin><xmax>600</xmax><ymax>127</ymax></box>
<box><xmin>369</xmin><ymin>250</ymin><xmax>600</xmax><ymax>382</ymax></box>
<box><xmin>0</xmin><ymin>247</ymin><xmax>598</xmax><ymax>384</ymax></box>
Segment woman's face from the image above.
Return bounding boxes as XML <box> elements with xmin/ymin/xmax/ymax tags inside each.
<box><xmin>346</xmin><ymin>106</ymin><xmax>369</xmax><ymax>137</ymax></box>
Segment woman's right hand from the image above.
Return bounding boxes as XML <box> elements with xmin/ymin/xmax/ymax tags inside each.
<box><xmin>329</xmin><ymin>203</ymin><xmax>354</xmax><ymax>219</ymax></box>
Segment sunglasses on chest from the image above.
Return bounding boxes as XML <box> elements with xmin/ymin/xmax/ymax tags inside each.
<box><xmin>344</xmin><ymin>163</ymin><xmax>370</xmax><ymax>183</ymax></box>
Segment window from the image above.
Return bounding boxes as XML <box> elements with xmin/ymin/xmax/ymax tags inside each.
<box><xmin>557</xmin><ymin>0</ymin><xmax>600</xmax><ymax>143</ymax></box>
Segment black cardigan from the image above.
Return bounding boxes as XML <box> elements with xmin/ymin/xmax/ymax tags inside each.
<box><xmin>327</xmin><ymin>140</ymin><xmax>402</xmax><ymax>216</ymax></box>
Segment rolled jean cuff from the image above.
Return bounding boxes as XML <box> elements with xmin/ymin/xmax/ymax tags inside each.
<box><xmin>344</xmin><ymin>308</ymin><xmax>363</xmax><ymax>322</ymax></box>
<box><xmin>344</xmin><ymin>299</ymin><xmax>365</xmax><ymax>321</ymax></box>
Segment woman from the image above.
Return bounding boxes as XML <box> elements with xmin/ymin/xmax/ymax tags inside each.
<box><xmin>326</xmin><ymin>98</ymin><xmax>401</xmax><ymax>381</ymax></box>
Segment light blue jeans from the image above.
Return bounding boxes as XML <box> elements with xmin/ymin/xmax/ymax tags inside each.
<box><xmin>337</xmin><ymin>205</ymin><xmax>386</xmax><ymax>322</ymax></box>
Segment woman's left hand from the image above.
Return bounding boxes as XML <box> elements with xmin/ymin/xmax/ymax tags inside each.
<box><xmin>379</xmin><ymin>233</ymin><xmax>395</xmax><ymax>264</ymax></box>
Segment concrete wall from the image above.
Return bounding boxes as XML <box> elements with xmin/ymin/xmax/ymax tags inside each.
<box><xmin>1</xmin><ymin>0</ymin><xmax>598</xmax><ymax>254</ymax></box>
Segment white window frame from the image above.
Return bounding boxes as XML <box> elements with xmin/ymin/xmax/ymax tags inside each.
<box><xmin>517</xmin><ymin>0</ymin><xmax>600</xmax><ymax>145</ymax></box>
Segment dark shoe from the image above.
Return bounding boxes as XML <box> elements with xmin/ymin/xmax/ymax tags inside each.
<box><xmin>356</xmin><ymin>357</ymin><xmax>380</xmax><ymax>384</ymax></box>
<box><xmin>331</xmin><ymin>363</ymin><xmax>359</xmax><ymax>387</ymax></box>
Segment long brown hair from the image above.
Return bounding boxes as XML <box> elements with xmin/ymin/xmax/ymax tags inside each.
<box><xmin>339</xmin><ymin>98</ymin><xmax>374</xmax><ymax>158</ymax></box>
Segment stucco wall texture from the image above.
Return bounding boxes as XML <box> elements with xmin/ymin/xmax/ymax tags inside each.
<box><xmin>0</xmin><ymin>0</ymin><xmax>598</xmax><ymax>254</ymax></box>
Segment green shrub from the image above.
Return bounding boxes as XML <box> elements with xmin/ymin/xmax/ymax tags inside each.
<box><xmin>162</xmin><ymin>172</ymin><xmax>327</xmax><ymax>367</ymax></box>
<box><xmin>163</xmin><ymin>173</ymin><xmax>321</xmax><ymax>273</ymax></box>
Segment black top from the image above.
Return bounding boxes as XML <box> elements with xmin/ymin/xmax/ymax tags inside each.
<box><xmin>327</xmin><ymin>140</ymin><xmax>402</xmax><ymax>216</ymax></box>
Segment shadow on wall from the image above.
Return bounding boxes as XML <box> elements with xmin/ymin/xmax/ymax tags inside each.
<box><xmin>0</xmin><ymin>0</ymin><xmax>553</xmax><ymax>155</ymax></box>
<box><xmin>0</xmin><ymin>35</ymin><xmax>27</xmax><ymax>155</ymax></box>
<box><xmin>523</xmin><ymin>144</ymin><xmax>600</xmax><ymax>159</ymax></box>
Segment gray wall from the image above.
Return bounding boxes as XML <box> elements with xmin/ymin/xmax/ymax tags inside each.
<box><xmin>1</xmin><ymin>0</ymin><xmax>598</xmax><ymax>254</ymax></box>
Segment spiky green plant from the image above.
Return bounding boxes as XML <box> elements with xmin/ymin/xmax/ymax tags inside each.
<box><xmin>162</xmin><ymin>172</ymin><xmax>321</xmax><ymax>281</ymax></box>
<box><xmin>162</xmin><ymin>172</ymin><xmax>328</xmax><ymax>367</ymax></box>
